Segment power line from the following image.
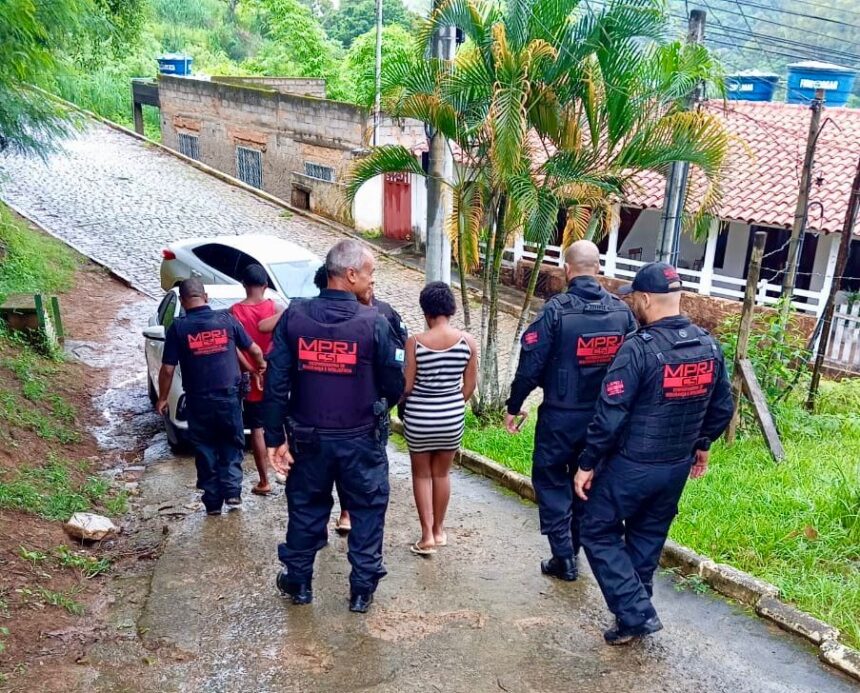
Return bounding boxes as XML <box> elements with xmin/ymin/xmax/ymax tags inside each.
<box><xmin>705</xmin><ymin>0</ymin><xmax>857</xmax><ymax>29</ymax></box>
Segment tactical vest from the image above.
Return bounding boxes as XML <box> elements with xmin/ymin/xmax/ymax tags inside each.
<box><xmin>620</xmin><ymin>324</ymin><xmax>721</xmax><ymax>462</ymax></box>
<box><xmin>171</xmin><ymin>308</ymin><xmax>242</xmax><ymax>395</ymax></box>
<box><xmin>286</xmin><ymin>299</ymin><xmax>378</xmax><ymax>429</ymax></box>
<box><xmin>543</xmin><ymin>292</ymin><xmax>631</xmax><ymax>410</ymax></box>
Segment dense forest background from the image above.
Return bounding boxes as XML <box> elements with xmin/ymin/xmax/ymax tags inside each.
<box><xmin>39</xmin><ymin>0</ymin><xmax>860</xmax><ymax>140</ymax></box>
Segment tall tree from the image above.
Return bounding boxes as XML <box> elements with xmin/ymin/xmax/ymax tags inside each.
<box><xmin>324</xmin><ymin>0</ymin><xmax>416</xmax><ymax>48</ymax></box>
<box><xmin>347</xmin><ymin>0</ymin><xmax>731</xmax><ymax>416</ymax></box>
<box><xmin>341</xmin><ymin>25</ymin><xmax>418</xmax><ymax>108</ymax></box>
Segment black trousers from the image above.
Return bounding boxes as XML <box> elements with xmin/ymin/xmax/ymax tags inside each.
<box><xmin>580</xmin><ymin>454</ymin><xmax>692</xmax><ymax>628</ymax></box>
<box><xmin>185</xmin><ymin>392</ymin><xmax>245</xmax><ymax>512</ymax></box>
<box><xmin>279</xmin><ymin>429</ymin><xmax>389</xmax><ymax>594</ymax></box>
<box><xmin>531</xmin><ymin>405</ymin><xmax>591</xmax><ymax>560</ymax></box>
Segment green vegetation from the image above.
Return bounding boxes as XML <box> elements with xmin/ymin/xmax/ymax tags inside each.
<box><xmin>461</xmin><ymin>384</ymin><xmax>860</xmax><ymax>648</ymax></box>
<box><xmin>52</xmin><ymin>545</ymin><xmax>112</xmax><ymax>578</ymax></box>
<box><xmin>0</xmin><ymin>205</ymin><xmax>78</xmax><ymax>301</ymax></box>
<box><xmin>35</xmin><ymin>586</ymin><xmax>85</xmax><ymax>616</ymax></box>
<box><xmin>0</xmin><ymin>457</ymin><xmax>124</xmax><ymax>522</ymax></box>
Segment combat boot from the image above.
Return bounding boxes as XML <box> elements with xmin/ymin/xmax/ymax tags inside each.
<box><xmin>541</xmin><ymin>556</ymin><xmax>578</xmax><ymax>581</ymax></box>
<box><xmin>603</xmin><ymin>616</ymin><xmax>663</xmax><ymax>645</ymax></box>
<box><xmin>349</xmin><ymin>591</ymin><xmax>374</xmax><ymax>613</ymax></box>
<box><xmin>276</xmin><ymin>571</ymin><xmax>313</xmax><ymax>605</ymax></box>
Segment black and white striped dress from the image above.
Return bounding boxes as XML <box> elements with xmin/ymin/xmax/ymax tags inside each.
<box><xmin>403</xmin><ymin>336</ymin><xmax>472</xmax><ymax>453</ymax></box>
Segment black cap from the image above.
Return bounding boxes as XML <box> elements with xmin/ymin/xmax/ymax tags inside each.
<box><xmin>241</xmin><ymin>263</ymin><xmax>268</xmax><ymax>287</ymax></box>
<box><xmin>617</xmin><ymin>262</ymin><xmax>682</xmax><ymax>295</ymax></box>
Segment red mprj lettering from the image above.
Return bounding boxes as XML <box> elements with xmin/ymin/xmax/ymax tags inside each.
<box><xmin>605</xmin><ymin>380</ymin><xmax>625</xmax><ymax>397</ymax></box>
<box><xmin>187</xmin><ymin>329</ymin><xmax>229</xmax><ymax>355</ymax></box>
<box><xmin>662</xmin><ymin>359</ymin><xmax>715</xmax><ymax>399</ymax></box>
<box><xmin>297</xmin><ymin>336</ymin><xmax>358</xmax><ymax>374</ymax></box>
<box><xmin>576</xmin><ymin>333</ymin><xmax>624</xmax><ymax>366</ymax></box>
<box><xmin>524</xmin><ymin>331</ymin><xmax>539</xmax><ymax>345</ymax></box>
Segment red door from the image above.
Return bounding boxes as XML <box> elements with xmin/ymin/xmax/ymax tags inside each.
<box><xmin>383</xmin><ymin>173</ymin><xmax>412</xmax><ymax>240</ymax></box>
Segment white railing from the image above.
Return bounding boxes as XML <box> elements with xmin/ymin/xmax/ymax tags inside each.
<box><xmin>507</xmin><ymin>240</ymin><xmax>824</xmax><ymax>316</ymax></box>
<box><xmin>828</xmin><ymin>302</ymin><xmax>860</xmax><ymax>369</ymax></box>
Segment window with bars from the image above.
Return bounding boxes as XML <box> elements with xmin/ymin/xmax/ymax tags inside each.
<box><xmin>178</xmin><ymin>133</ymin><xmax>199</xmax><ymax>160</ymax></box>
<box><xmin>236</xmin><ymin>146</ymin><xmax>263</xmax><ymax>189</ymax></box>
<box><xmin>304</xmin><ymin>162</ymin><xmax>334</xmax><ymax>182</ymax></box>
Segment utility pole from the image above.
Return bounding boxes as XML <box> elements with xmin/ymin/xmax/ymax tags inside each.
<box><xmin>425</xmin><ymin>1</ymin><xmax>454</xmax><ymax>284</ymax></box>
<box><xmin>806</xmin><ymin>156</ymin><xmax>860</xmax><ymax>410</ymax></box>
<box><xmin>372</xmin><ymin>0</ymin><xmax>383</xmax><ymax>146</ymax></box>
<box><xmin>656</xmin><ymin>9</ymin><xmax>706</xmax><ymax>265</ymax></box>
<box><xmin>781</xmin><ymin>88</ymin><xmax>825</xmax><ymax>322</ymax></box>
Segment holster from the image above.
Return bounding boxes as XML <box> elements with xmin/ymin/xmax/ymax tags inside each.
<box><xmin>287</xmin><ymin>418</ymin><xmax>319</xmax><ymax>454</ymax></box>
<box><xmin>373</xmin><ymin>398</ymin><xmax>390</xmax><ymax>444</ymax></box>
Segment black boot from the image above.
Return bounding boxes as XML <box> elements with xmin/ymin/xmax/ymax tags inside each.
<box><xmin>276</xmin><ymin>571</ymin><xmax>313</xmax><ymax>605</ymax></box>
<box><xmin>349</xmin><ymin>591</ymin><xmax>374</xmax><ymax>613</ymax></box>
<box><xmin>603</xmin><ymin>616</ymin><xmax>663</xmax><ymax>645</ymax></box>
<box><xmin>540</xmin><ymin>556</ymin><xmax>578</xmax><ymax>581</ymax></box>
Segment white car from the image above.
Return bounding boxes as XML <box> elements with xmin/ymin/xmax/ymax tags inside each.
<box><xmin>160</xmin><ymin>234</ymin><xmax>321</xmax><ymax>300</ymax></box>
<box><xmin>142</xmin><ymin>284</ymin><xmax>282</xmax><ymax>451</ymax></box>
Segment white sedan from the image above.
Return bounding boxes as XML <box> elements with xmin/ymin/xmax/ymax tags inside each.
<box><xmin>160</xmin><ymin>234</ymin><xmax>321</xmax><ymax>300</ymax></box>
<box><xmin>142</xmin><ymin>284</ymin><xmax>283</xmax><ymax>451</ymax></box>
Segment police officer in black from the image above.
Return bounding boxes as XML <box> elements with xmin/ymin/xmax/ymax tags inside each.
<box><xmin>506</xmin><ymin>240</ymin><xmax>635</xmax><ymax>581</ymax></box>
<box><xmin>157</xmin><ymin>278</ymin><xmax>266</xmax><ymax>515</ymax></box>
<box><xmin>574</xmin><ymin>262</ymin><xmax>734</xmax><ymax>645</ymax></box>
<box><xmin>312</xmin><ymin>263</ymin><xmax>408</xmax><ymax>535</ymax></box>
<box><xmin>264</xmin><ymin>240</ymin><xmax>405</xmax><ymax>613</ymax></box>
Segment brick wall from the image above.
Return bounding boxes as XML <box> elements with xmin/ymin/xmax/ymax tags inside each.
<box><xmin>157</xmin><ymin>75</ymin><xmax>427</xmax><ymax>226</ymax></box>
<box><xmin>509</xmin><ymin>260</ymin><xmax>816</xmax><ymax>337</ymax></box>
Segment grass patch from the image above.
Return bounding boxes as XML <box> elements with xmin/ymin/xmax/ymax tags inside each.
<box><xmin>361</xmin><ymin>227</ymin><xmax>383</xmax><ymax>240</ymax></box>
<box><xmin>52</xmin><ymin>546</ymin><xmax>111</xmax><ymax>578</ymax></box>
<box><xmin>461</xmin><ymin>385</ymin><xmax>860</xmax><ymax>648</ymax></box>
<box><xmin>0</xmin><ymin>204</ymin><xmax>78</xmax><ymax>300</ymax></box>
<box><xmin>389</xmin><ymin>431</ymin><xmax>408</xmax><ymax>453</ymax></box>
<box><xmin>0</xmin><ymin>390</ymin><xmax>79</xmax><ymax>443</ymax></box>
<box><xmin>0</xmin><ymin>457</ymin><xmax>125</xmax><ymax>521</ymax></box>
<box><xmin>35</xmin><ymin>587</ymin><xmax>84</xmax><ymax>616</ymax></box>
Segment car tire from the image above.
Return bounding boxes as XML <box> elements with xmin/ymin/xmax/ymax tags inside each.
<box><xmin>163</xmin><ymin>410</ymin><xmax>190</xmax><ymax>454</ymax></box>
<box><xmin>147</xmin><ymin>376</ymin><xmax>158</xmax><ymax>407</ymax></box>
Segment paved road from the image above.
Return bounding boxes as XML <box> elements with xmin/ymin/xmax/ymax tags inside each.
<box><xmin>0</xmin><ymin>123</ymin><xmax>518</xmax><ymax>371</ymax></box>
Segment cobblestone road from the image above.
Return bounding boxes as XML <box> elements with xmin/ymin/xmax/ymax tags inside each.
<box><xmin>0</xmin><ymin>123</ymin><xmax>518</xmax><ymax>375</ymax></box>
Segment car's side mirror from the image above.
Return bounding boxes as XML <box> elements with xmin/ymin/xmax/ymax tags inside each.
<box><xmin>143</xmin><ymin>325</ymin><xmax>166</xmax><ymax>341</ymax></box>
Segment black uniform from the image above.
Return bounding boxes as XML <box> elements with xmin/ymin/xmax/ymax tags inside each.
<box><xmin>507</xmin><ymin>276</ymin><xmax>635</xmax><ymax>561</ymax></box>
<box><xmin>373</xmin><ymin>297</ymin><xmax>408</xmax><ymax>348</ymax></box>
<box><xmin>578</xmin><ymin>314</ymin><xmax>734</xmax><ymax>629</ymax></box>
<box><xmin>263</xmin><ymin>289</ymin><xmax>405</xmax><ymax>596</ymax></box>
<box><xmin>162</xmin><ymin>305</ymin><xmax>253</xmax><ymax>513</ymax></box>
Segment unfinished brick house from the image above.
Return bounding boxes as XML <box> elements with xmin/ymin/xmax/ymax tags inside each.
<box><xmin>156</xmin><ymin>74</ymin><xmax>425</xmax><ymax>233</ymax></box>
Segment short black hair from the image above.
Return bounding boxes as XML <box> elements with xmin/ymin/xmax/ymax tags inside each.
<box><xmin>419</xmin><ymin>281</ymin><xmax>456</xmax><ymax>318</ymax></box>
<box><xmin>178</xmin><ymin>277</ymin><xmax>205</xmax><ymax>301</ymax></box>
<box><xmin>313</xmin><ymin>264</ymin><xmax>327</xmax><ymax>290</ymax></box>
<box><xmin>242</xmin><ymin>263</ymin><xmax>268</xmax><ymax>288</ymax></box>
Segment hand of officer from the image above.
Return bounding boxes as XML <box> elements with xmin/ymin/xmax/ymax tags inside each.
<box><xmin>268</xmin><ymin>444</ymin><xmax>294</xmax><ymax>477</ymax></box>
<box><xmin>156</xmin><ymin>398</ymin><xmax>169</xmax><ymax>416</ymax></box>
<box><xmin>574</xmin><ymin>468</ymin><xmax>594</xmax><ymax>501</ymax></box>
<box><xmin>504</xmin><ymin>411</ymin><xmax>527</xmax><ymax>434</ymax></box>
<box><xmin>690</xmin><ymin>449</ymin><xmax>709</xmax><ymax>479</ymax></box>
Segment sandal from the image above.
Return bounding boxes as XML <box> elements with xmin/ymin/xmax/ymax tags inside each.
<box><xmin>410</xmin><ymin>542</ymin><xmax>437</xmax><ymax>556</ymax></box>
<box><xmin>434</xmin><ymin>533</ymin><xmax>448</xmax><ymax>547</ymax></box>
<box><xmin>334</xmin><ymin>518</ymin><xmax>352</xmax><ymax>534</ymax></box>
<box><xmin>252</xmin><ymin>483</ymin><xmax>272</xmax><ymax>496</ymax></box>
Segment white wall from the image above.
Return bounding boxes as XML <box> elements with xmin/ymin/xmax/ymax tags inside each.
<box><xmin>411</xmin><ymin>173</ymin><xmax>427</xmax><ymax>242</ymax></box>
<box><xmin>716</xmin><ymin>222</ymin><xmax>751</xmax><ymax>279</ymax></box>
<box><xmin>618</xmin><ymin>209</ymin><xmax>660</xmax><ymax>261</ymax></box>
<box><xmin>809</xmin><ymin>232</ymin><xmax>835</xmax><ymax>293</ymax></box>
<box><xmin>352</xmin><ymin>175</ymin><xmax>383</xmax><ymax>231</ymax></box>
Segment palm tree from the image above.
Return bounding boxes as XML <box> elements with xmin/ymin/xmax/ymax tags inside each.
<box><xmin>347</xmin><ymin>0</ymin><xmax>731</xmax><ymax>417</ymax></box>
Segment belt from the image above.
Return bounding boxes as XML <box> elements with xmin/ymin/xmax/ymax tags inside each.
<box><xmin>291</xmin><ymin>422</ymin><xmax>376</xmax><ymax>439</ymax></box>
<box><xmin>186</xmin><ymin>387</ymin><xmax>239</xmax><ymax>398</ymax></box>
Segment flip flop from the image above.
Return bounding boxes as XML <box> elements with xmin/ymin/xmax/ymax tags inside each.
<box><xmin>335</xmin><ymin>518</ymin><xmax>352</xmax><ymax>534</ymax></box>
<box><xmin>435</xmin><ymin>533</ymin><xmax>448</xmax><ymax>547</ymax></box>
<box><xmin>251</xmin><ymin>484</ymin><xmax>272</xmax><ymax>496</ymax></box>
<box><xmin>410</xmin><ymin>542</ymin><xmax>437</xmax><ymax>556</ymax></box>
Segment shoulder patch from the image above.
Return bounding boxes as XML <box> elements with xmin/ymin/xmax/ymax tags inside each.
<box><xmin>523</xmin><ymin>330</ymin><xmax>539</xmax><ymax>346</ymax></box>
<box><xmin>605</xmin><ymin>380</ymin><xmax>625</xmax><ymax>397</ymax></box>
<box><xmin>395</xmin><ymin>348</ymin><xmax>405</xmax><ymax>363</ymax></box>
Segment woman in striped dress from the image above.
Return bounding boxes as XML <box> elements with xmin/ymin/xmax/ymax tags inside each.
<box><xmin>402</xmin><ymin>282</ymin><xmax>478</xmax><ymax>555</ymax></box>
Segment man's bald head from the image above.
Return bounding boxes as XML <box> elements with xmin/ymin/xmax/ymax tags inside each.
<box><xmin>178</xmin><ymin>277</ymin><xmax>207</xmax><ymax>309</ymax></box>
<box><xmin>564</xmin><ymin>240</ymin><xmax>601</xmax><ymax>281</ymax></box>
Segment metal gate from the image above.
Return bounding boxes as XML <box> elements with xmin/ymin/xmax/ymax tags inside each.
<box><xmin>383</xmin><ymin>173</ymin><xmax>411</xmax><ymax>240</ymax></box>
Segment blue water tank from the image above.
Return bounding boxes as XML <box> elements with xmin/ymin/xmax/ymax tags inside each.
<box><xmin>156</xmin><ymin>54</ymin><xmax>193</xmax><ymax>76</ymax></box>
<box><xmin>726</xmin><ymin>72</ymin><xmax>779</xmax><ymax>101</ymax></box>
<box><xmin>786</xmin><ymin>61</ymin><xmax>856</xmax><ymax>106</ymax></box>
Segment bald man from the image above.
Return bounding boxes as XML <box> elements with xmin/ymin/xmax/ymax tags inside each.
<box><xmin>574</xmin><ymin>262</ymin><xmax>733</xmax><ymax>645</ymax></box>
<box><xmin>505</xmin><ymin>240</ymin><xmax>635</xmax><ymax>582</ymax></box>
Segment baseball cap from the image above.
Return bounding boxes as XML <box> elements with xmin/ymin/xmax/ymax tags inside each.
<box><xmin>617</xmin><ymin>262</ymin><xmax>682</xmax><ymax>295</ymax></box>
<box><xmin>241</xmin><ymin>263</ymin><xmax>268</xmax><ymax>287</ymax></box>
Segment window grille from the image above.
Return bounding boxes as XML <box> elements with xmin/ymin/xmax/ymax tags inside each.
<box><xmin>236</xmin><ymin>146</ymin><xmax>263</xmax><ymax>189</ymax></box>
<box><xmin>178</xmin><ymin>133</ymin><xmax>199</xmax><ymax>160</ymax></box>
<box><xmin>304</xmin><ymin>162</ymin><xmax>334</xmax><ymax>182</ymax></box>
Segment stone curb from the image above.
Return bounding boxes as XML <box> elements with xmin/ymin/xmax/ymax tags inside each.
<box><xmin>392</xmin><ymin>419</ymin><xmax>858</xmax><ymax>682</ymax></box>
<box><xmin>40</xmin><ymin>91</ymin><xmax>530</xmax><ymax>320</ymax></box>
<box><xmin>1</xmin><ymin>200</ymin><xmax>157</xmax><ymax>300</ymax></box>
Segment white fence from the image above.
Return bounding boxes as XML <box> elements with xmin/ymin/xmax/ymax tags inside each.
<box><xmin>508</xmin><ymin>240</ymin><xmax>824</xmax><ymax>316</ymax></box>
<box><xmin>827</xmin><ymin>302</ymin><xmax>860</xmax><ymax>369</ymax></box>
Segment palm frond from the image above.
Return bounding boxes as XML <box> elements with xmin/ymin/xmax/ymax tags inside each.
<box><xmin>345</xmin><ymin>146</ymin><xmax>425</xmax><ymax>203</ymax></box>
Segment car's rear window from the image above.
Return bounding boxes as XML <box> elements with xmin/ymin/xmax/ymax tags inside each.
<box><xmin>269</xmin><ymin>261</ymin><xmax>320</xmax><ymax>298</ymax></box>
